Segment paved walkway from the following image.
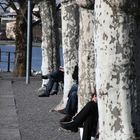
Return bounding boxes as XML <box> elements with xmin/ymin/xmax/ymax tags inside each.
<box><xmin>0</xmin><ymin>72</ymin><xmax>80</xmax><ymax>140</ymax></box>
<box><xmin>0</xmin><ymin>75</ymin><xmax>20</xmax><ymax>140</ymax></box>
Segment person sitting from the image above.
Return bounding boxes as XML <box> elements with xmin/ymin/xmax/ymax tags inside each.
<box><xmin>60</xmin><ymin>91</ymin><xmax>99</xmax><ymax>140</ymax></box>
<box><xmin>57</xmin><ymin>65</ymin><xmax>78</xmax><ymax>122</ymax></box>
<box><xmin>38</xmin><ymin>66</ymin><xmax>64</xmax><ymax>97</ymax></box>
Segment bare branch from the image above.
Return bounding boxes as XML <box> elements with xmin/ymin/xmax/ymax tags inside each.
<box><xmin>0</xmin><ymin>0</ymin><xmax>9</xmax><ymax>12</ymax></box>
<box><xmin>6</xmin><ymin>0</ymin><xmax>18</xmax><ymax>12</ymax></box>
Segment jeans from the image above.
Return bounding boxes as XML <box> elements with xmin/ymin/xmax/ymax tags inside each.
<box><xmin>42</xmin><ymin>69</ymin><xmax>64</xmax><ymax>96</ymax></box>
<box><xmin>65</xmin><ymin>84</ymin><xmax>78</xmax><ymax>116</ymax></box>
<box><xmin>44</xmin><ymin>78</ymin><xmax>59</xmax><ymax>96</ymax></box>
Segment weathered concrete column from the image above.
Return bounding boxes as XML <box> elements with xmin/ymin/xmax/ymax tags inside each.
<box><xmin>94</xmin><ymin>0</ymin><xmax>136</xmax><ymax>139</ymax></box>
<box><xmin>54</xmin><ymin>0</ymin><xmax>79</xmax><ymax>110</ymax></box>
<box><xmin>38</xmin><ymin>0</ymin><xmax>60</xmax><ymax>87</ymax></box>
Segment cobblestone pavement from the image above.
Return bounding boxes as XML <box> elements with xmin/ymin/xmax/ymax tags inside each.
<box><xmin>0</xmin><ymin>72</ymin><xmax>80</xmax><ymax>140</ymax></box>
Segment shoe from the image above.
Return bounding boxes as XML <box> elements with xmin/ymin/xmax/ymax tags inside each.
<box><xmin>38</xmin><ymin>92</ymin><xmax>50</xmax><ymax>97</ymax></box>
<box><xmin>60</xmin><ymin>115</ymin><xmax>72</xmax><ymax>122</ymax></box>
<box><xmin>57</xmin><ymin>109</ymin><xmax>66</xmax><ymax>114</ymax></box>
<box><xmin>50</xmin><ymin>90</ymin><xmax>57</xmax><ymax>95</ymax></box>
<box><xmin>60</xmin><ymin>121</ymin><xmax>78</xmax><ymax>132</ymax></box>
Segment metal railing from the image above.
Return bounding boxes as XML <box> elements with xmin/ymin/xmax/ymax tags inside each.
<box><xmin>0</xmin><ymin>48</ymin><xmax>15</xmax><ymax>72</ymax></box>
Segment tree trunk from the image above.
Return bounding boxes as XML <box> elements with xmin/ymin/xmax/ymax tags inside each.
<box><xmin>53</xmin><ymin>0</ymin><xmax>79</xmax><ymax>110</ymax></box>
<box><xmin>76</xmin><ymin>3</ymin><xmax>95</xmax><ymax>110</ymax></box>
<box><xmin>14</xmin><ymin>10</ymin><xmax>26</xmax><ymax>77</ymax></box>
<box><xmin>76</xmin><ymin>1</ymin><xmax>95</xmax><ymax>139</ymax></box>
<box><xmin>76</xmin><ymin>0</ymin><xmax>94</xmax><ymax>9</ymax></box>
<box><xmin>94</xmin><ymin>0</ymin><xmax>136</xmax><ymax>139</ymax></box>
<box><xmin>38</xmin><ymin>0</ymin><xmax>60</xmax><ymax>87</ymax></box>
<box><xmin>133</xmin><ymin>16</ymin><xmax>140</xmax><ymax>136</ymax></box>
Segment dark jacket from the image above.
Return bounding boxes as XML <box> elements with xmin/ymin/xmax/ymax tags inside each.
<box><xmin>72</xmin><ymin>65</ymin><xmax>78</xmax><ymax>83</ymax></box>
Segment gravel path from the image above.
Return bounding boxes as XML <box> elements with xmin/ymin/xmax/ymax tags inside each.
<box><xmin>11</xmin><ymin>78</ymin><xmax>80</xmax><ymax>140</ymax></box>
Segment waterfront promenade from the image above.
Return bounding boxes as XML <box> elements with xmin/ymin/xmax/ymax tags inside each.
<box><xmin>0</xmin><ymin>72</ymin><xmax>80</xmax><ymax>140</ymax></box>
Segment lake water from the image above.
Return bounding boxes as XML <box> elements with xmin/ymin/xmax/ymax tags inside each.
<box><xmin>0</xmin><ymin>45</ymin><xmax>41</xmax><ymax>72</ymax></box>
<box><xmin>0</xmin><ymin>45</ymin><xmax>63</xmax><ymax>72</ymax></box>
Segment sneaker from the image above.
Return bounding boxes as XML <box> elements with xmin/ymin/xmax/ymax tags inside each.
<box><xmin>60</xmin><ymin>121</ymin><xmax>78</xmax><ymax>132</ymax></box>
<box><xmin>60</xmin><ymin>115</ymin><xmax>72</xmax><ymax>122</ymax></box>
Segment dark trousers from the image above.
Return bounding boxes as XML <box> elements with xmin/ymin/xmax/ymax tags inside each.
<box><xmin>73</xmin><ymin>101</ymin><xmax>98</xmax><ymax>140</ymax></box>
<box><xmin>44</xmin><ymin>78</ymin><xmax>59</xmax><ymax>96</ymax></box>
<box><xmin>65</xmin><ymin>84</ymin><xmax>78</xmax><ymax>116</ymax></box>
<box><xmin>42</xmin><ymin>69</ymin><xmax>64</xmax><ymax>96</ymax></box>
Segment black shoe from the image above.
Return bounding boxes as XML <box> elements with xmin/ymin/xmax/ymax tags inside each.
<box><xmin>60</xmin><ymin>115</ymin><xmax>72</xmax><ymax>122</ymax></box>
<box><xmin>38</xmin><ymin>93</ymin><xmax>50</xmax><ymax>97</ymax></box>
<box><xmin>60</xmin><ymin>121</ymin><xmax>78</xmax><ymax>132</ymax></box>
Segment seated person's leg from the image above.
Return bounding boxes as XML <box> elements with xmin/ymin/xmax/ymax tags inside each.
<box><xmin>60</xmin><ymin>89</ymin><xmax>78</xmax><ymax>122</ymax></box>
<box><xmin>65</xmin><ymin>91</ymin><xmax>78</xmax><ymax>116</ymax></box>
<box><xmin>50</xmin><ymin>82</ymin><xmax>59</xmax><ymax>95</ymax></box>
<box><xmin>82</xmin><ymin>115</ymin><xmax>96</xmax><ymax>140</ymax></box>
<box><xmin>59</xmin><ymin>94</ymin><xmax>73</xmax><ymax>122</ymax></box>
<box><xmin>73</xmin><ymin>101</ymin><xmax>94</xmax><ymax>123</ymax></box>
<box><xmin>68</xmin><ymin>84</ymin><xmax>78</xmax><ymax>97</ymax></box>
<box><xmin>38</xmin><ymin>78</ymin><xmax>54</xmax><ymax>97</ymax></box>
<box><xmin>60</xmin><ymin>101</ymin><xmax>98</xmax><ymax>132</ymax></box>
